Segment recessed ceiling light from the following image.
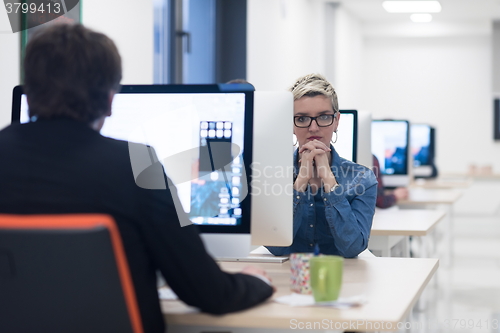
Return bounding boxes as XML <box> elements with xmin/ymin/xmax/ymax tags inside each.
<box><xmin>410</xmin><ymin>13</ymin><xmax>433</xmax><ymax>22</ymax></box>
<box><xmin>382</xmin><ymin>1</ymin><xmax>442</xmax><ymax>13</ymax></box>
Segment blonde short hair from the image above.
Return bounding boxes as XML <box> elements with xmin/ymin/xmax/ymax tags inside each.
<box><xmin>289</xmin><ymin>73</ymin><xmax>339</xmax><ymax>113</ymax></box>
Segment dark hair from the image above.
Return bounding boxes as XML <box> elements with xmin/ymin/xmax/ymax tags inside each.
<box><xmin>24</xmin><ymin>23</ymin><xmax>122</xmax><ymax>123</ymax></box>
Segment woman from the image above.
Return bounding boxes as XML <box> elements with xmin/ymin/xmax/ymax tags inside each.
<box><xmin>267</xmin><ymin>74</ymin><xmax>377</xmax><ymax>258</ymax></box>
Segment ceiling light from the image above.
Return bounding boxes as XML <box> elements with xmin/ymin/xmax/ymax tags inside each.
<box><xmin>382</xmin><ymin>1</ymin><xmax>442</xmax><ymax>13</ymax></box>
<box><xmin>410</xmin><ymin>13</ymin><xmax>432</xmax><ymax>22</ymax></box>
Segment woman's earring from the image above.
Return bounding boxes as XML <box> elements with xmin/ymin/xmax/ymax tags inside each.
<box><xmin>330</xmin><ymin>130</ymin><xmax>338</xmax><ymax>145</ymax></box>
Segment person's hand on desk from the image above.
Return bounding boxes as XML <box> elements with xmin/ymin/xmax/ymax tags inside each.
<box><xmin>393</xmin><ymin>187</ymin><xmax>409</xmax><ymax>201</ymax></box>
<box><xmin>241</xmin><ymin>266</ymin><xmax>276</xmax><ymax>292</ymax></box>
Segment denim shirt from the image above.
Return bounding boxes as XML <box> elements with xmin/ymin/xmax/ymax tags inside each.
<box><xmin>266</xmin><ymin>147</ymin><xmax>377</xmax><ymax>258</ymax></box>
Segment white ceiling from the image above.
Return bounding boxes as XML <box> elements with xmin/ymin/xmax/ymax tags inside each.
<box><xmin>336</xmin><ymin>0</ymin><xmax>500</xmax><ymax>23</ymax></box>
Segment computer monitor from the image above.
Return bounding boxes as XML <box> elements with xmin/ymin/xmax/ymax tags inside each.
<box><xmin>411</xmin><ymin>124</ymin><xmax>437</xmax><ymax>178</ymax></box>
<box><xmin>338</xmin><ymin>110</ymin><xmax>373</xmax><ymax>169</ymax></box>
<box><xmin>11</xmin><ymin>85</ymin><xmax>293</xmax><ymax>260</ymax></box>
<box><xmin>335</xmin><ymin>110</ymin><xmax>357</xmax><ymax>162</ymax></box>
<box><xmin>371</xmin><ymin>119</ymin><xmax>411</xmax><ymax>188</ymax></box>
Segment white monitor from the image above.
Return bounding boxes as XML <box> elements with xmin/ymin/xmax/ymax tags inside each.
<box><xmin>12</xmin><ymin>85</ymin><xmax>293</xmax><ymax>261</ymax></box>
<box><xmin>372</xmin><ymin>120</ymin><xmax>411</xmax><ymax>188</ymax></box>
<box><xmin>356</xmin><ymin>111</ymin><xmax>373</xmax><ymax>169</ymax></box>
<box><xmin>249</xmin><ymin>91</ymin><xmax>293</xmax><ymax>247</ymax></box>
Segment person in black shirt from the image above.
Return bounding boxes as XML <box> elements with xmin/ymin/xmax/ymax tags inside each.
<box><xmin>0</xmin><ymin>23</ymin><xmax>273</xmax><ymax>333</ymax></box>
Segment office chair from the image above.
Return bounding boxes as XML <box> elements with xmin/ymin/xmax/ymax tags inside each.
<box><xmin>0</xmin><ymin>214</ymin><xmax>144</xmax><ymax>333</ymax></box>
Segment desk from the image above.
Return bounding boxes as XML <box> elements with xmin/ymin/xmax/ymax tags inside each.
<box><xmin>369</xmin><ymin>209</ymin><xmax>446</xmax><ymax>257</ymax></box>
<box><xmin>443</xmin><ymin>173</ymin><xmax>500</xmax><ymax>181</ymax></box>
<box><xmin>398</xmin><ymin>188</ymin><xmax>463</xmax><ymax>206</ymax></box>
<box><xmin>398</xmin><ymin>188</ymin><xmax>463</xmax><ymax>267</ymax></box>
<box><xmin>411</xmin><ymin>177</ymin><xmax>473</xmax><ymax>189</ymax></box>
<box><xmin>469</xmin><ymin>174</ymin><xmax>500</xmax><ymax>181</ymax></box>
<box><xmin>163</xmin><ymin>257</ymin><xmax>439</xmax><ymax>333</ymax></box>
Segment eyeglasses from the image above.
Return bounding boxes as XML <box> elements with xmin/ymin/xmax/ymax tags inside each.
<box><xmin>294</xmin><ymin>114</ymin><xmax>336</xmax><ymax>128</ymax></box>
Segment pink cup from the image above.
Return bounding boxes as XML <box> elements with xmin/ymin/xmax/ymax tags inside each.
<box><xmin>290</xmin><ymin>253</ymin><xmax>314</xmax><ymax>294</ymax></box>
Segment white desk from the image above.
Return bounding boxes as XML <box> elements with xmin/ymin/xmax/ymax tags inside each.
<box><xmin>398</xmin><ymin>188</ymin><xmax>463</xmax><ymax>206</ymax></box>
<box><xmin>369</xmin><ymin>209</ymin><xmax>446</xmax><ymax>257</ymax></box>
<box><xmin>411</xmin><ymin>177</ymin><xmax>473</xmax><ymax>189</ymax></box>
<box><xmin>163</xmin><ymin>257</ymin><xmax>439</xmax><ymax>333</ymax></box>
<box><xmin>398</xmin><ymin>188</ymin><xmax>463</xmax><ymax>267</ymax></box>
<box><xmin>446</xmin><ymin>173</ymin><xmax>500</xmax><ymax>181</ymax></box>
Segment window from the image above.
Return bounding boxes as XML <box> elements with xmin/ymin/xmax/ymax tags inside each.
<box><xmin>154</xmin><ymin>0</ymin><xmax>247</xmax><ymax>84</ymax></box>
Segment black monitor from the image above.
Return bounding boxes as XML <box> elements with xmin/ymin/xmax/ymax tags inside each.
<box><xmin>371</xmin><ymin>119</ymin><xmax>411</xmax><ymax>188</ymax></box>
<box><xmin>11</xmin><ymin>85</ymin><xmax>293</xmax><ymax>260</ymax></box>
<box><xmin>337</xmin><ymin>110</ymin><xmax>373</xmax><ymax>168</ymax></box>
<box><xmin>335</xmin><ymin>110</ymin><xmax>358</xmax><ymax>162</ymax></box>
<box><xmin>411</xmin><ymin>123</ymin><xmax>438</xmax><ymax>178</ymax></box>
<box><xmin>12</xmin><ymin>84</ymin><xmax>252</xmax><ymax>232</ymax></box>
<box><xmin>12</xmin><ymin>85</ymin><xmax>253</xmax><ymax>228</ymax></box>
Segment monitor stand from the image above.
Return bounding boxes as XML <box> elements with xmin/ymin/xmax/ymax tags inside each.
<box><xmin>413</xmin><ymin>165</ymin><xmax>434</xmax><ymax>178</ymax></box>
<box><xmin>200</xmin><ymin>234</ymin><xmax>289</xmax><ymax>263</ymax></box>
<box><xmin>383</xmin><ymin>174</ymin><xmax>410</xmax><ymax>189</ymax></box>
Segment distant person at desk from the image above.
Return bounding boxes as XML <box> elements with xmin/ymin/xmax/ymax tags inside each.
<box><xmin>266</xmin><ymin>74</ymin><xmax>377</xmax><ymax>258</ymax></box>
<box><xmin>372</xmin><ymin>154</ymin><xmax>409</xmax><ymax>208</ymax></box>
<box><xmin>0</xmin><ymin>24</ymin><xmax>273</xmax><ymax>333</ymax></box>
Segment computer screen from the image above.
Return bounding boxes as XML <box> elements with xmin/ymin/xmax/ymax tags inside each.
<box><xmin>372</xmin><ymin>120</ymin><xmax>410</xmax><ymax>188</ymax></box>
<box><xmin>411</xmin><ymin>124</ymin><xmax>433</xmax><ymax>167</ymax></box>
<box><xmin>13</xmin><ymin>85</ymin><xmax>252</xmax><ymax>233</ymax></box>
<box><xmin>12</xmin><ymin>85</ymin><xmax>293</xmax><ymax>259</ymax></box>
<box><xmin>372</xmin><ymin>120</ymin><xmax>409</xmax><ymax>175</ymax></box>
<box><xmin>335</xmin><ymin>110</ymin><xmax>357</xmax><ymax>163</ymax></box>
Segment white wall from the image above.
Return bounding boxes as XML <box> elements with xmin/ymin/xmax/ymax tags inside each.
<box><xmin>329</xmin><ymin>5</ymin><xmax>364</xmax><ymax>109</ymax></box>
<box><xmin>247</xmin><ymin>0</ymin><xmax>327</xmax><ymax>91</ymax></box>
<box><xmin>361</xmin><ymin>34</ymin><xmax>499</xmax><ymax>173</ymax></box>
<box><xmin>0</xmin><ymin>7</ymin><xmax>20</xmax><ymax>130</ymax></box>
<box><xmin>247</xmin><ymin>0</ymin><xmax>365</xmax><ymax>106</ymax></box>
<box><xmin>0</xmin><ymin>33</ymin><xmax>20</xmax><ymax>130</ymax></box>
<box><xmin>82</xmin><ymin>0</ymin><xmax>153</xmax><ymax>85</ymax></box>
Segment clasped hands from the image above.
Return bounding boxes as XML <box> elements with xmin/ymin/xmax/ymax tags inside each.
<box><xmin>294</xmin><ymin>140</ymin><xmax>338</xmax><ymax>193</ymax></box>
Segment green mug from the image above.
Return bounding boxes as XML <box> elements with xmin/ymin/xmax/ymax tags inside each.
<box><xmin>309</xmin><ymin>255</ymin><xmax>344</xmax><ymax>302</ymax></box>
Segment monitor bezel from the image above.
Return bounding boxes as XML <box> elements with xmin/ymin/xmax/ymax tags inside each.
<box><xmin>11</xmin><ymin>85</ymin><xmax>23</xmax><ymax>123</ymax></box>
<box><xmin>11</xmin><ymin>84</ymin><xmax>254</xmax><ymax>235</ymax></box>
<box><xmin>339</xmin><ymin>109</ymin><xmax>358</xmax><ymax>163</ymax></box>
<box><xmin>429</xmin><ymin>127</ymin><xmax>436</xmax><ymax>166</ymax></box>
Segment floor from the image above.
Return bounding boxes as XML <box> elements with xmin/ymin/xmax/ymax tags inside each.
<box><xmin>405</xmin><ymin>181</ymin><xmax>500</xmax><ymax>333</ymax></box>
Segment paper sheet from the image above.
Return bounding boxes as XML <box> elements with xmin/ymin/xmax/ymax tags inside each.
<box><xmin>158</xmin><ymin>288</ymin><xmax>178</xmax><ymax>300</ymax></box>
<box><xmin>274</xmin><ymin>293</ymin><xmax>366</xmax><ymax>308</ymax></box>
